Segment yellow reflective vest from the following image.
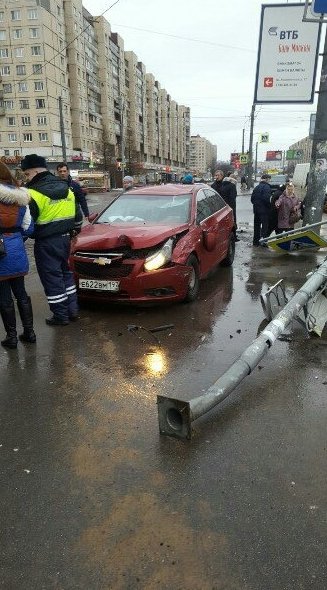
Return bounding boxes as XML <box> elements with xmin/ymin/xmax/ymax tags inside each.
<box><xmin>28</xmin><ymin>187</ymin><xmax>76</xmax><ymax>239</ymax></box>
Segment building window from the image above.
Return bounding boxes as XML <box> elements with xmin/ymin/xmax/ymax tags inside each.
<box><xmin>22</xmin><ymin>116</ymin><xmax>31</xmax><ymax>126</ymax></box>
<box><xmin>0</xmin><ymin>66</ymin><xmax>10</xmax><ymax>76</ymax></box>
<box><xmin>8</xmin><ymin>133</ymin><xmax>17</xmax><ymax>142</ymax></box>
<box><xmin>16</xmin><ymin>65</ymin><xmax>26</xmax><ymax>75</ymax></box>
<box><xmin>0</xmin><ymin>12</ymin><xmax>4</xmax><ymax>22</ymax></box>
<box><xmin>14</xmin><ymin>150</ymin><xmax>20</xmax><ymax>157</ymax></box>
<box><xmin>23</xmin><ymin>133</ymin><xmax>33</xmax><ymax>142</ymax></box>
<box><xmin>13</xmin><ymin>29</ymin><xmax>22</xmax><ymax>39</ymax></box>
<box><xmin>29</xmin><ymin>28</ymin><xmax>39</xmax><ymax>38</ymax></box>
<box><xmin>35</xmin><ymin>99</ymin><xmax>45</xmax><ymax>109</ymax></box>
<box><xmin>4</xmin><ymin>149</ymin><xmax>9</xmax><ymax>156</ymax></box>
<box><xmin>0</xmin><ymin>48</ymin><xmax>9</xmax><ymax>58</ymax></box>
<box><xmin>37</xmin><ymin>116</ymin><xmax>47</xmax><ymax>125</ymax></box>
<box><xmin>39</xmin><ymin>133</ymin><xmax>48</xmax><ymax>142</ymax></box>
<box><xmin>28</xmin><ymin>9</ymin><xmax>38</xmax><ymax>20</ymax></box>
<box><xmin>11</xmin><ymin>10</ymin><xmax>21</xmax><ymax>21</ymax></box>
<box><xmin>14</xmin><ymin>47</ymin><xmax>24</xmax><ymax>58</ymax></box>
<box><xmin>32</xmin><ymin>64</ymin><xmax>42</xmax><ymax>74</ymax></box>
<box><xmin>18</xmin><ymin>82</ymin><xmax>28</xmax><ymax>92</ymax></box>
<box><xmin>34</xmin><ymin>81</ymin><xmax>44</xmax><ymax>91</ymax></box>
<box><xmin>19</xmin><ymin>100</ymin><xmax>29</xmax><ymax>109</ymax></box>
<box><xmin>3</xmin><ymin>84</ymin><xmax>12</xmax><ymax>93</ymax></box>
<box><xmin>31</xmin><ymin>46</ymin><xmax>41</xmax><ymax>56</ymax></box>
<box><xmin>0</xmin><ymin>31</ymin><xmax>6</xmax><ymax>41</ymax></box>
<box><xmin>4</xmin><ymin>100</ymin><xmax>14</xmax><ymax>110</ymax></box>
<box><xmin>7</xmin><ymin>117</ymin><xmax>16</xmax><ymax>126</ymax></box>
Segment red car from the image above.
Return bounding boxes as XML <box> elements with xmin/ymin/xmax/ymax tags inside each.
<box><xmin>70</xmin><ymin>183</ymin><xmax>235</xmax><ymax>304</ymax></box>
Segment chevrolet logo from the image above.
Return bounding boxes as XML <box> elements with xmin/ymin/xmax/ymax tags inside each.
<box><xmin>94</xmin><ymin>257</ymin><xmax>112</xmax><ymax>265</ymax></box>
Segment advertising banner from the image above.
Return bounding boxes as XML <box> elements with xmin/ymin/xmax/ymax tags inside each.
<box><xmin>266</xmin><ymin>150</ymin><xmax>283</xmax><ymax>161</ymax></box>
<box><xmin>286</xmin><ymin>149</ymin><xmax>303</xmax><ymax>159</ymax></box>
<box><xmin>254</xmin><ymin>3</ymin><xmax>321</xmax><ymax>103</ymax></box>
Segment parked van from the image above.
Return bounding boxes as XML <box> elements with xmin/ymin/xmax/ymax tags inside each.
<box><xmin>293</xmin><ymin>163</ymin><xmax>310</xmax><ymax>198</ymax></box>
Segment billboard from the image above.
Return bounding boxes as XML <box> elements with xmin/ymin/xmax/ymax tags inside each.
<box><xmin>266</xmin><ymin>150</ymin><xmax>283</xmax><ymax>161</ymax></box>
<box><xmin>254</xmin><ymin>3</ymin><xmax>321</xmax><ymax>103</ymax></box>
<box><xmin>286</xmin><ymin>149</ymin><xmax>303</xmax><ymax>160</ymax></box>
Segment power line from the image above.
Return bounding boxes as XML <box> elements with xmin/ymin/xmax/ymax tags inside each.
<box><xmin>111</xmin><ymin>23</ymin><xmax>256</xmax><ymax>53</ymax></box>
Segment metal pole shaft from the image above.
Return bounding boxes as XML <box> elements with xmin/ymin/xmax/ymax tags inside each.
<box><xmin>303</xmin><ymin>28</ymin><xmax>327</xmax><ymax>228</ymax></box>
<box><xmin>58</xmin><ymin>96</ymin><xmax>67</xmax><ymax>162</ymax></box>
<box><xmin>254</xmin><ymin>141</ymin><xmax>258</xmax><ymax>179</ymax></box>
<box><xmin>157</xmin><ymin>257</ymin><xmax>327</xmax><ymax>439</ymax></box>
<box><xmin>242</xmin><ymin>128</ymin><xmax>245</xmax><ymax>153</ymax></box>
<box><xmin>119</xmin><ymin>97</ymin><xmax>125</xmax><ymax>181</ymax></box>
<box><xmin>190</xmin><ymin>259</ymin><xmax>327</xmax><ymax>419</ymax></box>
<box><xmin>247</xmin><ymin>104</ymin><xmax>255</xmax><ymax>189</ymax></box>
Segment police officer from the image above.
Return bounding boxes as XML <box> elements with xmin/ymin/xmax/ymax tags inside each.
<box><xmin>21</xmin><ymin>154</ymin><xmax>82</xmax><ymax>325</ymax></box>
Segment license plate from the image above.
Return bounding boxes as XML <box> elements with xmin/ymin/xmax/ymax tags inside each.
<box><xmin>79</xmin><ymin>279</ymin><xmax>120</xmax><ymax>292</ymax></box>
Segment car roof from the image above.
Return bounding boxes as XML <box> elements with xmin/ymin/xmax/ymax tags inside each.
<box><xmin>124</xmin><ymin>183</ymin><xmax>206</xmax><ymax>196</ymax></box>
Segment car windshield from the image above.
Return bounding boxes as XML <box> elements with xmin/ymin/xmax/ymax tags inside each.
<box><xmin>96</xmin><ymin>193</ymin><xmax>192</xmax><ymax>225</ymax></box>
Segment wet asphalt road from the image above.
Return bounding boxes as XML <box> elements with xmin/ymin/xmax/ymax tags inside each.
<box><xmin>1</xmin><ymin>190</ymin><xmax>327</xmax><ymax>589</ymax></box>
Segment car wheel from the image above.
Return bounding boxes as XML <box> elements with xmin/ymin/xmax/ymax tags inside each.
<box><xmin>184</xmin><ymin>254</ymin><xmax>200</xmax><ymax>302</ymax></box>
<box><xmin>221</xmin><ymin>236</ymin><xmax>235</xmax><ymax>267</ymax></box>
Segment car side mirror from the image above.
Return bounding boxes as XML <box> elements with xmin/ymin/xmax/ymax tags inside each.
<box><xmin>203</xmin><ymin>230</ymin><xmax>216</xmax><ymax>252</ymax></box>
<box><xmin>88</xmin><ymin>212</ymin><xmax>98</xmax><ymax>223</ymax></box>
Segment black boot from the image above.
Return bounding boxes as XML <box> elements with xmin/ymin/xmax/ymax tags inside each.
<box><xmin>17</xmin><ymin>297</ymin><xmax>36</xmax><ymax>343</ymax></box>
<box><xmin>0</xmin><ymin>303</ymin><xmax>18</xmax><ymax>349</ymax></box>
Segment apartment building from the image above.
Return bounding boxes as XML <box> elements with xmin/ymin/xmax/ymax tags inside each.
<box><xmin>0</xmin><ymin>0</ymin><xmax>72</xmax><ymax>159</ymax></box>
<box><xmin>0</xmin><ymin>0</ymin><xmax>190</xmax><ymax>179</ymax></box>
<box><xmin>190</xmin><ymin>134</ymin><xmax>217</xmax><ymax>177</ymax></box>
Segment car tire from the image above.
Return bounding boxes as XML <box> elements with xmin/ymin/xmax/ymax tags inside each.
<box><xmin>184</xmin><ymin>254</ymin><xmax>200</xmax><ymax>302</ymax></box>
<box><xmin>221</xmin><ymin>236</ymin><xmax>235</xmax><ymax>267</ymax></box>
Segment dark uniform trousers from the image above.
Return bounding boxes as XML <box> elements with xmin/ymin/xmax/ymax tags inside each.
<box><xmin>253</xmin><ymin>210</ymin><xmax>270</xmax><ymax>245</ymax></box>
<box><xmin>34</xmin><ymin>233</ymin><xmax>78</xmax><ymax>321</ymax></box>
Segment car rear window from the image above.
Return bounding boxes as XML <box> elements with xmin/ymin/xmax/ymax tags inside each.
<box><xmin>96</xmin><ymin>194</ymin><xmax>192</xmax><ymax>225</ymax></box>
<box><xmin>270</xmin><ymin>175</ymin><xmax>287</xmax><ymax>184</ymax></box>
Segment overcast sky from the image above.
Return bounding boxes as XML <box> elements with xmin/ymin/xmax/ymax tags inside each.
<box><xmin>83</xmin><ymin>0</ymin><xmax>324</xmax><ymax>162</ymax></box>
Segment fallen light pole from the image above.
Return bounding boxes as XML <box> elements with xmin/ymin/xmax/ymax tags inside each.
<box><xmin>157</xmin><ymin>257</ymin><xmax>327</xmax><ymax>440</ymax></box>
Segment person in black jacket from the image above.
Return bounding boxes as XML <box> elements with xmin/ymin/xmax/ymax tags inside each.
<box><xmin>21</xmin><ymin>154</ymin><xmax>82</xmax><ymax>326</ymax></box>
<box><xmin>251</xmin><ymin>174</ymin><xmax>272</xmax><ymax>246</ymax></box>
<box><xmin>211</xmin><ymin>170</ymin><xmax>239</xmax><ymax>240</ymax></box>
<box><xmin>57</xmin><ymin>163</ymin><xmax>90</xmax><ymax>220</ymax></box>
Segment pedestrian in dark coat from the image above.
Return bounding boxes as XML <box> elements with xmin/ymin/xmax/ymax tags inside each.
<box><xmin>212</xmin><ymin>170</ymin><xmax>239</xmax><ymax>240</ymax></box>
<box><xmin>251</xmin><ymin>174</ymin><xmax>272</xmax><ymax>246</ymax></box>
<box><xmin>0</xmin><ymin>162</ymin><xmax>35</xmax><ymax>349</ymax></box>
<box><xmin>21</xmin><ymin>154</ymin><xmax>82</xmax><ymax>326</ymax></box>
<box><xmin>57</xmin><ymin>163</ymin><xmax>90</xmax><ymax>220</ymax></box>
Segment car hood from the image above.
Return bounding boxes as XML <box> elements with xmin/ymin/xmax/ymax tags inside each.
<box><xmin>73</xmin><ymin>222</ymin><xmax>190</xmax><ymax>251</ymax></box>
